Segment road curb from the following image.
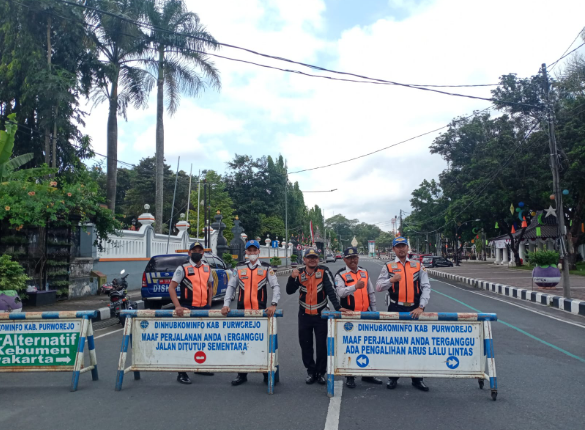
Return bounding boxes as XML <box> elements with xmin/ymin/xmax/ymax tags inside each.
<box><xmin>428</xmin><ymin>269</ymin><xmax>585</xmax><ymax>316</ymax></box>
<box><xmin>91</xmin><ymin>300</ymin><xmax>145</xmax><ymax>322</ymax></box>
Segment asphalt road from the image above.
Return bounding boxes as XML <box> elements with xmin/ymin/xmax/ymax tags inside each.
<box><xmin>1</xmin><ymin>257</ymin><xmax>584</xmax><ymax>430</ymax></box>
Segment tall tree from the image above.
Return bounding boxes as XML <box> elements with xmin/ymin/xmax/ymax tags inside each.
<box><xmin>87</xmin><ymin>0</ymin><xmax>153</xmax><ymax>214</ymax></box>
<box><xmin>144</xmin><ymin>0</ymin><xmax>221</xmax><ymax>233</ymax></box>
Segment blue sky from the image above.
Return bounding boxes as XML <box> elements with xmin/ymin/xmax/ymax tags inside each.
<box><xmin>82</xmin><ymin>0</ymin><xmax>585</xmax><ymax>228</ymax></box>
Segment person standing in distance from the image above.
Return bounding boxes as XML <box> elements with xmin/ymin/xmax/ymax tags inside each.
<box><xmin>168</xmin><ymin>242</ymin><xmax>214</xmax><ymax>384</ymax></box>
<box><xmin>335</xmin><ymin>246</ymin><xmax>382</xmax><ymax>389</ymax></box>
<box><xmin>376</xmin><ymin>237</ymin><xmax>431</xmax><ymax>392</ymax></box>
<box><xmin>287</xmin><ymin>248</ymin><xmax>345</xmax><ymax>385</ymax></box>
<box><xmin>222</xmin><ymin>240</ymin><xmax>280</xmax><ymax>386</ymax></box>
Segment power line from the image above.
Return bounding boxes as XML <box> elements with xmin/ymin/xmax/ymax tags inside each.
<box><xmin>548</xmin><ymin>42</ymin><xmax>585</xmax><ymax>71</ymax></box>
<box><xmin>288</xmin><ymin>107</ymin><xmax>492</xmax><ymax>175</ymax></box>
<box><xmin>549</xmin><ymin>26</ymin><xmax>585</xmax><ymax>71</ymax></box>
<box><xmin>54</xmin><ymin>0</ymin><xmax>534</xmax><ymax>108</ymax></box>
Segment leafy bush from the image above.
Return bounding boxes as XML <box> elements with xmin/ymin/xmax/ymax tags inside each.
<box><xmin>222</xmin><ymin>253</ymin><xmax>237</xmax><ymax>269</ymax></box>
<box><xmin>527</xmin><ymin>250</ymin><xmax>559</xmax><ymax>267</ymax></box>
<box><xmin>0</xmin><ymin>255</ymin><xmax>30</xmax><ymax>292</ymax></box>
<box><xmin>290</xmin><ymin>254</ymin><xmax>298</xmax><ymax>263</ymax></box>
<box><xmin>270</xmin><ymin>257</ymin><xmax>282</xmax><ymax>266</ymax></box>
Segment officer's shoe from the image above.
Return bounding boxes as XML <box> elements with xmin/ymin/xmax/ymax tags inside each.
<box><xmin>412</xmin><ymin>380</ymin><xmax>430</xmax><ymax>392</ymax></box>
<box><xmin>386</xmin><ymin>378</ymin><xmax>398</xmax><ymax>389</ymax></box>
<box><xmin>195</xmin><ymin>372</ymin><xmax>214</xmax><ymax>376</ymax></box>
<box><xmin>346</xmin><ymin>376</ymin><xmax>356</xmax><ymax>389</ymax></box>
<box><xmin>317</xmin><ymin>374</ymin><xmax>327</xmax><ymax>385</ymax></box>
<box><xmin>305</xmin><ymin>374</ymin><xmax>317</xmax><ymax>384</ymax></box>
<box><xmin>231</xmin><ymin>374</ymin><xmax>248</xmax><ymax>386</ymax></box>
<box><xmin>177</xmin><ymin>372</ymin><xmax>192</xmax><ymax>384</ymax></box>
<box><xmin>362</xmin><ymin>376</ymin><xmax>382</xmax><ymax>384</ymax></box>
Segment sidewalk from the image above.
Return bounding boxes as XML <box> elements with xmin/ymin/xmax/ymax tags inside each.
<box><xmin>428</xmin><ymin>261</ymin><xmax>585</xmax><ymax>316</ymax></box>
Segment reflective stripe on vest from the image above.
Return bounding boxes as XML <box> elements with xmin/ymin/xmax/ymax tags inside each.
<box><xmin>299</xmin><ymin>268</ymin><xmax>326</xmax><ymax>315</ymax></box>
<box><xmin>386</xmin><ymin>261</ymin><xmax>421</xmax><ymax>305</ymax></box>
<box><xmin>341</xmin><ymin>270</ymin><xmax>370</xmax><ymax>312</ymax></box>
<box><xmin>237</xmin><ymin>266</ymin><xmax>268</xmax><ymax>310</ymax></box>
<box><xmin>181</xmin><ymin>264</ymin><xmax>211</xmax><ymax>307</ymax></box>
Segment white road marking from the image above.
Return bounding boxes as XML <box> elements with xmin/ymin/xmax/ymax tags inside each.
<box><xmin>324</xmin><ymin>381</ymin><xmax>343</xmax><ymax>430</ymax></box>
<box><xmin>94</xmin><ymin>328</ymin><xmax>124</xmax><ymax>339</ymax></box>
<box><xmin>433</xmin><ymin>279</ymin><xmax>585</xmax><ymax>329</ymax></box>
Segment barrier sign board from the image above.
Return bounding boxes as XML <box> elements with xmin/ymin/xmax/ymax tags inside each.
<box><xmin>323</xmin><ymin>311</ymin><xmax>498</xmax><ymax>400</ymax></box>
<box><xmin>0</xmin><ymin>311</ymin><xmax>99</xmax><ymax>391</ymax></box>
<box><xmin>116</xmin><ymin>309</ymin><xmax>282</xmax><ymax>394</ymax></box>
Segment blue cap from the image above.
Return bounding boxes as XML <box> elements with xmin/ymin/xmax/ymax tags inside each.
<box><xmin>245</xmin><ymin>240</ymin><xmax>260</xmax><ymax>250</ymax></box>
<box><xmin>304</xmin><ymin>248</ymin><xmax>319</xmax><ymax>258</ymax></box>
<box><xmin>392</xmin><ymin>237</ymin><xmax>408</xmax><ymax>247</ymax></box>
<box><xmin>343</xmin><ymin>247</ymin><xmax>358</xmax><ymax>257</ymax></box>
<box><xmin>190</xmin><ymin>242</ymin><xmax>204</xmax><ymax>251</ymax></box>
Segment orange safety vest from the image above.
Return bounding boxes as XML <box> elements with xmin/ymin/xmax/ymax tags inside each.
<box><xmin>298</xmin><ymin>267</ymin><xmax>328</xmax><ymax>315</ymax></box>
<box><xmin>338</xmin><ymin>269</ymin><xmax>370</xmax><ymax>311</ymax></box>
<box><xmin>179</xmin><ymin>263</ymin><xmax>211</xmax><ymax>307</ymax></box>
<box><xmin>236</xmin><ymin>262</ymin><xmax>269</xmax><ymax>310</ymax></box>
<box><xmin>386</xmin><ymin>260</ymin><xmax>422</xmax><ymax>306</ymax></box>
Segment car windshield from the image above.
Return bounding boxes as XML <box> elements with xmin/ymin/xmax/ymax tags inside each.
<box><xmin>422</xmin><ymin>257</ymin><xmax>432</xmax><ymax>262</ymax></box>
<box><xmin>147</xmin><ymin>255</ymin><xmax>189</xmax><ymax>272</ymax></box>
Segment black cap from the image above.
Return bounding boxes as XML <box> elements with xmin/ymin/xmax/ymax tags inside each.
<box><xmin>343</xmin><ymin>247</ymin><xmax>358</xmax><ymax>257</ymax></box>
<box><xmin>189</xmin><ymin>242</ymin><xmax>204</xmax><ymax>251</ymax></box>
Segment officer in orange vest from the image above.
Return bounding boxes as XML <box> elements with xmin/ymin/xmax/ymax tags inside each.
<box><xmin>287</xmin><ymin>248</ymin><xmax>346</xmax><ymax>385</ymax></box>
<box><xmin>335</xmin><ymin>246</ymin><xmax>382</xmax><ymax>388</ymax></box>
<box><xmin>221</xmin><ymin>240</ymin><xmax>280</xmax><ymax>386</ymax></box>
<box><xmin>376</xmin><ymin>237</ymin><xmax>431</xmax><ymax>392</ymax></box>
<box><xmin>169</xmin><ymin>242</ymin><xmax>214</xmax><ymax>384</ymax></box>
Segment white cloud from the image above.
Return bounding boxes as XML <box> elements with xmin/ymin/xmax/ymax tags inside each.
<box><xmin>80</xmin><ymin>0</ymin><xmax>585</xmax><ymax>229</ymax></box>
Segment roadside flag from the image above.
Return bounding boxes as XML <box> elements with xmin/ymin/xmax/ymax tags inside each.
<box><xmin>510</xmin><ymin>203</ymin><xmax>514</xmax><ymax>214</ymax></box>
<box><xmin>536</xmin><ymin>227</ymin><xmax>541</xmax><ymax>237</ymax></box>
<box><xmin>495</xmin><ymin>222</ymin><xmax>499</xmax><ymax>229</ymax></box>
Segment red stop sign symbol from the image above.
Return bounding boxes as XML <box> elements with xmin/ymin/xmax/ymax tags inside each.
<box><xmin>194</xmin><ymin>351</ymin><xmax>206</xmax><ymax>364</ymax></box>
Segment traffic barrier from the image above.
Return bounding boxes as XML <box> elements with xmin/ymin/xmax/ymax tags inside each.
<box><xmin>322</xmin><ymin>311</ymin><xmax>498</xmax><ymax>400</ymax></box>
<box><xmin>0</xmin><ymin>311</ymin><xmax>99</xmax><ymax>391</ymax></box>
<box><xmin>115</xmin><ymin>309</ymin><xmax>283</xmax><ymax>394</ymax></box>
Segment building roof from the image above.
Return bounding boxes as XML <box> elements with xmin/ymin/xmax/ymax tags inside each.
<box><xmin>489</xmin><ymin>210</ymin><xmax>558</xmax><ymax>243</ymax></box>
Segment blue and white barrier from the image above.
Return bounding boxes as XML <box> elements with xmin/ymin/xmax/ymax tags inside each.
<box><xmin>115</xmin><ymin>309</ymin><xmax>283</xmax><ymax>394</ymax></box>
<box><xmin>0</xmin><ymin>311</ymin><xmax>99</xmax><ymax>391</ymax></box>
<box><xmin>322</xmin><ymin>311</ymin><xmax>498</xmax><ymax>400</ymax></box>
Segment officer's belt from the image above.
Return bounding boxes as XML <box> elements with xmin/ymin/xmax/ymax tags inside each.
<box><xmin>390</xmin><ymin>299</ymin><xmax>415</xmax><ymax>307</ymax></box>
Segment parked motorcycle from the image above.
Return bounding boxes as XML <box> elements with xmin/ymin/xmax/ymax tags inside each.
<box><xmin>99</xmin><ymin>270</ymin><xmax>129</xmax><ymax>296</ymax></box>
<box><xmin>108</xmin><ymin>270</ymin><xmax>137</xmax><ymax>324</ymax></box>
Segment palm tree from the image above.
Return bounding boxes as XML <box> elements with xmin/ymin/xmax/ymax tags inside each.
<box><xmin>86</xmin><ymin>0</ymin><xmax>154</xmax><ymax>214</ymax></box>
<box><xmin>144</xmin><ymin>0</ymin><xmax>221</xmax><ymax>233</ymax></box>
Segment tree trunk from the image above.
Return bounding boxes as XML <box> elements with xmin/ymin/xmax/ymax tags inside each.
<box><xmin>44</xmin><ymin>16</ymin><xmax>52</xmax><ymax>166</ymax></box>
<box><xmin>52</xmin><ymin>106</ymin><xmax>58</xmax><ymax>169</ymax></box>
<box><xmin>106</xmin><ymin>76</ymin><xmax>119</xmax><ymax>214</ymax></box>
<box><xmin>155</xmin><ymin>46</ymin><xmax>165</xmax><ymax>233</ymax></box>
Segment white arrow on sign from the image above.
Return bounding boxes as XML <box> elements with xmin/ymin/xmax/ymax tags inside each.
<box><xmin>357</xmin><ymin>356</ymin><xmax>367</xmax><ymax>366</ymax></box>
<box><xmin>56</xmin><ymin>357</ymin><xmax>71</xmax><ymax>363</ymax></box>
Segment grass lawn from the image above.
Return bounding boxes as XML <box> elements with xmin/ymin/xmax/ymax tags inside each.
<box><xmin>509</xmin><ymin>261</ymin><xmax>585</xmax><ymax>276</ymax></box>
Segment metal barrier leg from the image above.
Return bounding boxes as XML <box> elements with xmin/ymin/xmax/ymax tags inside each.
<box><xmin>483</xmin><ymin>321</ymin><xmax>498</xmax><ymax>400</ymax></box>
<box><xmin>71</xmin><ymin>316</ymin><xmax>89</xmax><ymax>392</ymax></box>
<box><xmin>87</xmin><ymin>321</ymin><xmax>99</xmax><ymax>381</ymax></box>
<box><xmin>115</xmin><ymin>317</ymin><xmax>133</xmax><ymax>391</ymax></box>
<box><xmin>129</xmin><ymin>332</ymin><xmax>141</xmax><ymax>380</ymax></box>
<box><xmin>267</xmin><ymin>317</ymin><xmax>277</xmax><ymax>394</ymax></box>
<box><xmin>327</xmin><ymin>317</ymin><xmax>335</xmax><ymax>398</ymax></box>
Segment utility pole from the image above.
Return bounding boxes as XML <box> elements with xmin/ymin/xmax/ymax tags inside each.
<box><xmin>285</xmin><ymin>161</ymin><xmax>289</xmax><ymax>268</ymax></box>
<box><xmin>542</xmin><ymin>64</ymin><xmax>571</xmax><ymax>298</ymax></box>
<box><xmin>196</xmin><ymin>170</ymin><xmax>201</xmax><ymax>238</ymax></box>
<box><xmin>166</xmin><ymin>157</ymin><xmax>180</xmax><ymax>254</ymax></box>
<box><xmin>186</xmin><ymin>164</ymin><xmax>193</xmax><ymax>223</ymax></box>
<box><xmin>399</xmin><ymin>210</ymin><xmax>403</xmax><ymax>236</ymax></box>
<box><xmin>426</xmin><ymin>232</ymin><xmax>429</xmax><ymax>254</ymax></box>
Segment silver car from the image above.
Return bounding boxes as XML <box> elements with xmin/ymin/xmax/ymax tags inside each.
<box><xmin>326</xmin><ymin>253</ymin><xmax>335</xmax><ymax>263</ymax></box>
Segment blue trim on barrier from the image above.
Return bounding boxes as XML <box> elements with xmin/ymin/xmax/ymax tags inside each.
<box><xmin>87</xmin><ymin>331</ymin><xmax>97</xmax><ymax>380</ymax></box>
<box><xmin>485</xmin><ymin>339</ymin><xmax>495</xmax><ymax>358</ymax></box>
<box><xmin>269</xmin><ymin>334</ymin><xmax>277</xmax><ymax>353</ymax></box>
<box><xmin>122</xmin><ymin>309</ymin><xmax>284</xmax><ymax>318</ymax></box>
<box><xmin>490</xmin><ymin>376</ymin><xmax>497</xmax><ymax>390</ymax></box>
<box><xmin>321</xmin><ymin>311</ymin><xmax>498</xmax><ymax>321</ymax></box>
<box><xmin>327</xmin><ymin>337</ymin><xmax>335</xmax><ymax>356</ymax></box>
<box><xmin>78</xmin><ymin>337</ymin><xmax>86</xmax><ymax>354</ymax></box>
<box><xmin>71</xmin><ymin>371</ymin><xmax>80</xmax><ymax>391</ymax></box>
<box><xmin>327</xmin><ymin>373</ymin><xmax>335</xmax><ymax>397</ymax></box>
<box><xmin>41</xmin><ymin>312</ymin><xmax>60</xmax><ymax>319</ymax></box>
<box><xmin>3</xmin><ymin>311</ymin><xmax>98</xmax><ymax>320</ymax></box>
<box><xmin>275</xmin><ymin>333</ymin><xmax>278</xmax><ymax>351</ymax></box>
<box><xmin>115</xmin><ymin>332</ymin><xmax>131</xmax><ymax>391</ymax></box>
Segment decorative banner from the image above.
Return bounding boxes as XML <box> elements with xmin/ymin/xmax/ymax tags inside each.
<box><xmin>536</xmin><ymin>227</ymin><xmax>541</xmax><ymax>237</ymax></box>
<box><xmin>537</xmin><ymin>213</ymin><xmax>543</xmax><ymax>225</ymax></box>
<box><xmin>485</xmin><ymin>240</ymin><xmax>488</xmax><ymax>245</ymax></box>
<box><xmin>495</xmin><ymin>222</ymin><xmax>499</xmax><ymax>229</ymax></box>
<box><xmin>509</xmin><ymin>204</ymin><xmax>514</xmax><ymax>214</ymax></box>
<box><xmin>471</xmin><ymin>239</ymin><xmax>475</xmax><ymax>243</ymax></box>
<box><xmin>521</xmin><ymin>217</ymin><xmax>527</xmax><ymax>228</ymax></box>
<box><xmin>544</xmin><ymin>205</ymin><xmax>556</xmax><ymax>218</ymax></box>
<box><xmin>530</xmin><ymin>211</ymin><xmax>536</xmax><ymax>217</ymax></box>
<box><xmin>511</xmin><ymin>225</ymin><xmax>516</xmax><ymax>234</ymax></box>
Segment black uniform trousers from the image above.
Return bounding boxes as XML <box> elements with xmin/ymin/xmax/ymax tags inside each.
<box><xmin>388</xmin><ymin>302</ymin><xmax>423</xmax><ymax>383</ymax></box>
<box><xmin>298</xmin><ymin>311</ymin><xmax>328</xmax><ymax>376</ymax></box>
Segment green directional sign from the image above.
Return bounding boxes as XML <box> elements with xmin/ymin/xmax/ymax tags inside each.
<box><xmin>0</xmin><ymin>320</ymin><xmax>81</xmax><ymax>367</ymax></box>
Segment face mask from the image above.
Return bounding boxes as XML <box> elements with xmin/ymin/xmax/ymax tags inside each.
<box><xmin>191</xmin><ymin>253</ymin><xmax>203</xmax><ymax>263</ymax></box>
<box><xmin>248</xmin><ymin>254</ymin><xmax>259</xmax><ymax>262</ymax></box>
